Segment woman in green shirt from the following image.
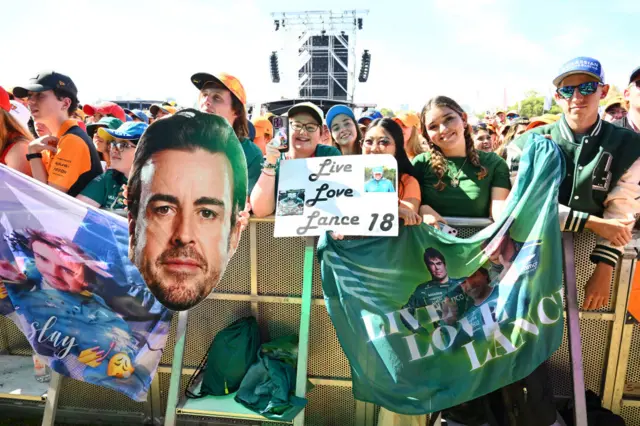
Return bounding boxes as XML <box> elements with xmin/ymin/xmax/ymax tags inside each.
<box><xmin>412</xmin><ymin>96</ymin><xmax>511</xmax><ymax>223</ymax></box>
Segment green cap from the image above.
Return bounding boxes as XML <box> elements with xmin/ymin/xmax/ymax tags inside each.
<box><xmin>86</xmin><ymin>116</ymin><xmax>124</xmax><ymax>138</ymax></box>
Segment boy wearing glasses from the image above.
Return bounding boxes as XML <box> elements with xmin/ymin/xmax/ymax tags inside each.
<box><xmin>613</xmin><ymin>66</ymin><xmax>640</xmax><ymax>133</ymax></box>
<box><xmin>77</xmin><ymin>122</ymin><xmax>148</xmax><ymax>210</ymax></box>
<box><xmin>507</xmin><ymin>56</ymin><xmax>640</xmax><ymax>311</ymax></box>
<box><xmin>250</xmin><ymin>102</ymin><xmax>341</xmax><ymax>217</ymax></box>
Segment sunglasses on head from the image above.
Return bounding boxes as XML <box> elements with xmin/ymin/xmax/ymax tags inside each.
<box><xmin>556</xmin><ymin>81</ymin><xmax>602</xmax><ymax>99</ymax></box>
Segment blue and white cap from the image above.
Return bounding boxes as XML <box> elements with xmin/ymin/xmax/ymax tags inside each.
<box><xmin>553</xmin><ymin>56</ymin><xmax>605</xmax><ymax>87</ymax></box>
<box><xmin>372</xmin><ymin>166</ymin><xmax>384</xmax><ymax>174</ymax></box>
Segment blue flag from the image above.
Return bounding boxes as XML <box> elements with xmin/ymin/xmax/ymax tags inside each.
<box><xmin>0</xmin><ymin>165</ymin><xmax>172</xmax><ymax>402</ymax></box>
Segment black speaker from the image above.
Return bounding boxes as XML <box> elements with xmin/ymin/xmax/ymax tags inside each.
<box><xmin>270</xmin><ymin>51</ymin><xmax>280</xmax><ymax>83</ymax></box>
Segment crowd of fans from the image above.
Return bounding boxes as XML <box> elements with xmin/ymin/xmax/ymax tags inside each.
<box><xmin>0</xmin><ymin>56</ymin><xmax>639</xmax><ymax>426</ymax></box>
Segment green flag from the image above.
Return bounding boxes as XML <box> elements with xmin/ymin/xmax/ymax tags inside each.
<box><xmin>318</xmin><ymin>135</ymin><xmax>566</xmax><ymax>415</ymax></box>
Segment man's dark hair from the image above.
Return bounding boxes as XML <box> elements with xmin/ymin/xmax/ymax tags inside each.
<box><xmin>53</xmin><ymin>88</ymin><xmax>78</xmax><ymax>115</ymax></box>
<box><xmin>8</xmin><ymin>228</ymin><xmax>97</xmax><ymax>283</ymax></box>
<box><xmin>127</xmin><ymin>108</ymin><xmax>248</xmax><ymax>226</ymax></box>
<box><xmin>423</xmin><ymin>247</ymin><xmax>445</xmax><ymax>266</ymax></box>
<box><xmin>474</xmin><ymin>267</ymin><xmax>490</xmax><ymax>282</ymax></box>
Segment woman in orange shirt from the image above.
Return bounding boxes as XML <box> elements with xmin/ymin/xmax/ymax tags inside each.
<box><xmin>362</xmin><ymin>118</ymin><xmax>422</xmax><ymax>225</ymax></box>
<box><xmin>0</xmin><ymin>86</ymin><xmax>32</xmax><ymax>175</ymax></box>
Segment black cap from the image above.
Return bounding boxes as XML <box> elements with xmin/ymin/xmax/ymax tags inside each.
<box><xmin>12</xmin><ymin>70</ymin><xmax>78</xmax><ymax>99</ymax></box>
<box><xmin>630</xmin><ymin>66</ymin><xmax>640</xmax><ymax>85</ymax></box>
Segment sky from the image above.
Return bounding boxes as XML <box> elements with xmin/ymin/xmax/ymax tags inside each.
<box><xmin>2</xmin><ymin>0</ymin><xmax>639</xmax><ymax>114</ymax></box>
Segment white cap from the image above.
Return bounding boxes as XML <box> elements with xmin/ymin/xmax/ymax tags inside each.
<box><xmin>9</xmin><ymin>100</ymin><xmax>31</xmax><ymax>129</ymax></box>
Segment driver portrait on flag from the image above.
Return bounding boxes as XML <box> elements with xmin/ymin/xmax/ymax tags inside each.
<box><xmin>403</xmin><ymin>248</ymin><xmax>469</xmax><ymax>332</ymax></box>
<box><xmin>0</xmin><ymin>229</ymin><xmax>138</xmax><ymax>383</ymax></box>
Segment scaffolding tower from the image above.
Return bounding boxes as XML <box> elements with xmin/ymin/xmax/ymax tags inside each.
<box><xmin>271</xmin><ymin>10</ymin><xmax>369</xmax><ymax>102</ymax></box>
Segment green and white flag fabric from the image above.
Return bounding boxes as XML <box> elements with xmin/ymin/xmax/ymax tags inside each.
<box><xmin>318</xmin><ymin>135</ymin><xmax>566</xmax><ymax>415</ymax></box>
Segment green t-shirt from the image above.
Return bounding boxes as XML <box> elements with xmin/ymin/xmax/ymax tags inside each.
<box><xmin>240</xmin><ymin>137</ymin><xmax>264</xmax><ymax>195</ymax></box>
<box><xmin>79</xmin><ymin>169</ymin><xmax>127</xmax><ymax>209</ymax></box>
<box><xmin>412</xmin><ymin>150</ymin><xmax>511</xmax><ymax>217</ymax></box>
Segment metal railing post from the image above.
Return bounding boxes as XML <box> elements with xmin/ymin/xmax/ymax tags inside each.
<box><xmin>562</xmin><ymin>233</ymin><xmax>588</xmax><ymax>426</ymax></box>
<box><xmin>164</xmin><ymin>310</ymin><xmax>188</xmax><ymax>426</ymax></box>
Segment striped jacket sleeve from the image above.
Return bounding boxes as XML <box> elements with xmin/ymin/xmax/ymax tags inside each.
<box><xmin>590</xmin><ymin>157</ymin><xmax>640</xmax><ymax>267</ymax></box>
<box><xmin>505</xmin><ymin>141</ymin><xmax>589</xmax><ymax>233</ymax></box>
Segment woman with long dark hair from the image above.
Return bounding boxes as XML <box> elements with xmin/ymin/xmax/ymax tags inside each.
<box><xmin>0</xmin><ymin>86</ymin><xmax>32</xmax><ymax>175</ymax></box>
<box><xmin>413</xmin><ymin>96</ymin><xmax>511</xmax><ymax>225</ymax></box>
<box><xmin>363</xmin><ymin>118</ymin><xmax>421</xmax><ymax>225</ymax></box>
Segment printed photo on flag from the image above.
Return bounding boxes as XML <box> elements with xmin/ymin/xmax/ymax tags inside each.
<box><xmin>0</xmin><ymin>164</ymin><xmax>172</xmax><ymax>402</ymax></box>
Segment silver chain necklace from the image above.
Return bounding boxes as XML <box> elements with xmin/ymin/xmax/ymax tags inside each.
<box><xmin>448</xmin><ymin>157</ymin><xmax>468</xmax><ymax>188</ymax></box>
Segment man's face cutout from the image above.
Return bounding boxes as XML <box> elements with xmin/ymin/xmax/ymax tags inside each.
<box><xmin>129</xmin><ymin>148</ymin><xmax>242</xmax><ymax>311</ymax></box>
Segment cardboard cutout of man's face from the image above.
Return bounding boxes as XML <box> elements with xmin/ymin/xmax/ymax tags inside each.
<box><xmin>128</xmin><ymin>148</ymin><xmax>241</xmax><ymax>311</ymax></box>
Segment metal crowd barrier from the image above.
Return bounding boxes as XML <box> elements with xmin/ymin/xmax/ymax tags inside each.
<box><xmin>0</xmin><ymin>217</ymin><xmax>637</xmax><ymax>426</ymax></box>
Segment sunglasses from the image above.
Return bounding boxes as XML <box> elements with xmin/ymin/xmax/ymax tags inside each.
<box><xmin>556</xmin><ymin>81</ymin><xmax>602</xmax><ymax>99</ymax></box>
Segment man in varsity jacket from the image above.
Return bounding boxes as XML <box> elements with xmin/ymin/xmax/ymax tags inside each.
<box><xmin>507</xmin><ymin>57</ymin><xmax>640</xmax><ymax>311</ymax></box>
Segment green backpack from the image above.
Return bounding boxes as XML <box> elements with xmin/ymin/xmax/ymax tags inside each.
<box><xmin>186</xmin><ymin>316</ymin><xmax>261</xmax><ymax>397</ymax></box>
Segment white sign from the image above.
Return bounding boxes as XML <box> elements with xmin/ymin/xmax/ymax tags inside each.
<box><xmin>274</xmin><ymin>154</ymin><xmax>399</xmax><ymax>238</ymax></box>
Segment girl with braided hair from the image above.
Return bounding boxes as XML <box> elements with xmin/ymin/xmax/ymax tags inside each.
<box><xmin>412</xmin><ymin>96</ymin><xmax>511</xmax><ymax>226</ymax></box>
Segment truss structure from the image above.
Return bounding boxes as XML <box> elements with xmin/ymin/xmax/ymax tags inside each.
<box><xmin>271</xmin><ymin>10</ymin><xmax>368</xmax><ymax>102</ymax></box>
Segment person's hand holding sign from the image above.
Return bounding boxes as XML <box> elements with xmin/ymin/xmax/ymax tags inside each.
<box><xmin>399</xmin><ymin>206</ymin><xmax>422</xmax><ymax>226</ymax></box>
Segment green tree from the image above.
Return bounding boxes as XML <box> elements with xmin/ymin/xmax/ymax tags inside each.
<box><xmin>380</xmin><ymin>108</ymin><xmax>394</xmax><ymax>118</ymax></box>
<box><xmin>509</xmin><ymin>90</ymin><xmax>562</xmax><ymax>118</ymax></box>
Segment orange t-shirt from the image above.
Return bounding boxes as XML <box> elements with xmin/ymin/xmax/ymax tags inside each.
<box><xmin>399</xmin><ymin>173</ymin><xmax>420</xmax><ymax>203</ymax></box>
<box><xmin>41</xmin><ymin>120</ymin><xmax>95</xmax><ymax>194</ymax></box>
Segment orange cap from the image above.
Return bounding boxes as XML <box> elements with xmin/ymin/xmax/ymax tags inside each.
<box><xmin>526</xmin><ymin>114</ymin><xmax>560</xmax><ymax>131</ymax></box>
<box><xmin>252</xmin><ymin>116</ymin><xmax>273</xmax><ymax>138</ymax></box>
<box><xmin>191</xmin><ymin>72</ymin><xmax>247</xmax><ymax>106</ymax></box>
<box><xmin>604</xmin><ymin>96</ymin><xmax>627</xmax><ymax>112</ymax></box>
<box><xmin>393</xmin><ymin>111</ymin><xmax>420</xmax><ymax>128</ymax></box>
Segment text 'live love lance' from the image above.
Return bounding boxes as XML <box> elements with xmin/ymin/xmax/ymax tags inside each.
<box><xmin>362</xmin><ymin>287</ymin><xmax>565</xmax><ymax>371</ymax></box>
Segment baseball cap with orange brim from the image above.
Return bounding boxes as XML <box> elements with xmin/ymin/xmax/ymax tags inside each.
<box><xmin>393</xmin><ymin>111</ymin><xmax>420</xmax><ymax>128</ymax></box>
<box><xmin>526</xmin><ymin>114</ymin><xmax>560</xmax><ymax>131</ymax></box>
<box><xmin>252</xmin><ymin>116</ymin><xmax>274</xmax><ymax>138</ymax></box>
<box><xmin>149</xmin><ymin>104</ymin><xmax>177</xmax><ymax>117</ymax></box>
<box><xmin>604</xmin><ymin>96</ymin><xmax>627</xmax><ymax>112</ymax></box>
<box><xmin>191</xmin><ymin>72</ymin><xmax>247</xmax><ymax>106</ymax></box>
